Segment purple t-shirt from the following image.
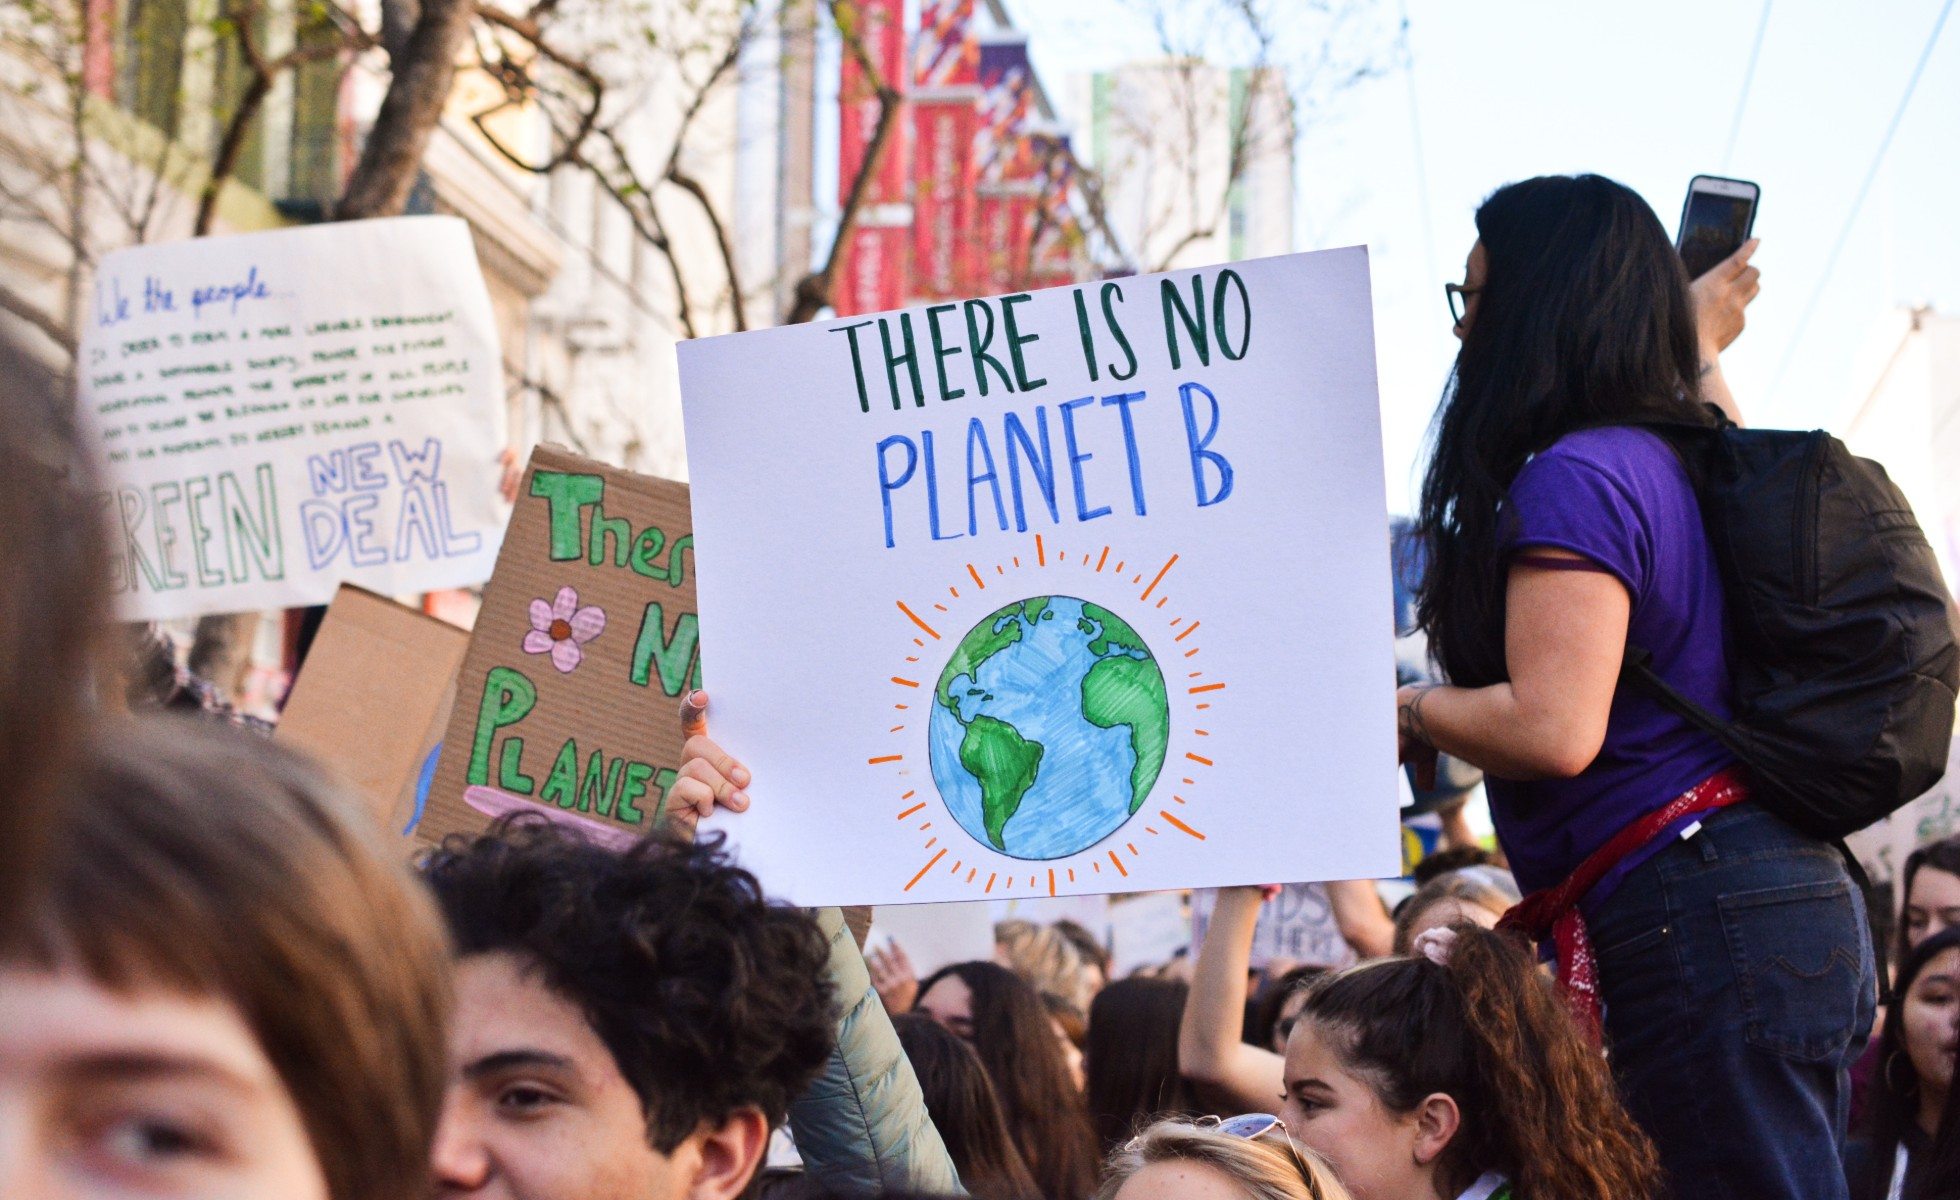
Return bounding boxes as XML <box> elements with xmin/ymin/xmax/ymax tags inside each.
<box><xmin>1487</xmin><ymin>427</ymin><xmax>1737</xmax><ymax>902</ymax></box>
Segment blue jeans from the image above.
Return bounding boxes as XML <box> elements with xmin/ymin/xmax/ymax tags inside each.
<box><xmin>1588</xmin><ymin>803</ymin><xmax>1876</xmax><ymax>1200</ymax></box>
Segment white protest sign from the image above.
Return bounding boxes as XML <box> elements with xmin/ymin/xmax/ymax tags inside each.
<box><xmin>79</xmin><ymin>216</ymin><xmax>506</xmax><ymax>619</ymax></box>
<box><xmin>868</xmin><ymin>901</ymin><xmax>999</xmax><ymax>979</ymax></box>
<box><xmin>1190</xmin><ymin>883</ymin><xmax>1357</xmax><ymax>971</ymax></box>
<box><xmin>680</xmin><ymin>248</ymin><xmax>1399</xmax><ymax>905</ymax></box>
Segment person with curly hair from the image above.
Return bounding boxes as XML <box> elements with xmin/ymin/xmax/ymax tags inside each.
<box><xmin>419</xmin><ymin>822</ymin><xmax>837</xmax><ymax>1200</ymax></box>
<box><xmin>1281</xmin><ymin>923</ymin><xmax>1659</xmax><ymax>1200</ymax></box>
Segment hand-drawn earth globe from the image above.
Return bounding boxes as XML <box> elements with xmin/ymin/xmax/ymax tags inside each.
<box><xmin>928</xmin><ymin>596</ymin><xmax>1170</xmax><ymax>860</ymax></box>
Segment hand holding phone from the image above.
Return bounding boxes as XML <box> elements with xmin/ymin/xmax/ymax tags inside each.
<box><xmin>1677</xmin><ymin>174</ymin><xmax>1760</xmax><ymax>280</ymax></box>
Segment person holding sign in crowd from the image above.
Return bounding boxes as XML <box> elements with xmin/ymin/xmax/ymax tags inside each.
<box><xmin>1398</xmin><ymin>173</ymin><xmax>1873</xmax><ymax>1198</ymax></box>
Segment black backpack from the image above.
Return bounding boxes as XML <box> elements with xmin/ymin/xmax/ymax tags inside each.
<box><xmin>1625</xmin><ymin>412</ymin><xmax>1959</xmax><ymax>840</ymax></box>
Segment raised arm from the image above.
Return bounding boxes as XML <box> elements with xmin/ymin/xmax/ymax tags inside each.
<box><xmin>1178</xmin><ymin>886</ymin><xmax>1286</xmax><ymax>1111</ymax></box>
<box><xmin>1326</xmin><ymin>878</ymin><xmax>1395</xmax><ymax>959</ymax></box>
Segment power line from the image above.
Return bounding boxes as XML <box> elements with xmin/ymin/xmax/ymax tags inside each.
<box><xmin>1769</xmin><ymin>0</ymin><xmax>1955</xmax><ymax>398</ymax></box>
<box><xmin>1398</xmin><ymin>0</ymin><xmax>1438</xmax><ymax>287</ymax></box>
<box><xmin>1722</xmin><ymin>0</ymin><xmax>1774</xmax><ymax>169</ymax></box>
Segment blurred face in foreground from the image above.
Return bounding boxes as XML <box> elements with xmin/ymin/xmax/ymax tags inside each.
<box><xmin>1109</xmin><ymin>1159</ymin><xmax>1252</xmax><ymax>1200</ymax></box>
<box><xmin>1903</xmin><ymin>946</ymin><xmax>1960</xmax><ymax>1108</ymax></box>
<box><xmin>431</xmin><ymin>951</ymin><xmax>763</xmax><ymax>1200</ymax></box>
<box><xmin>0</xmin><ymin>966</ymin><xmax>326</xmax><ymax>1200</ymax></box>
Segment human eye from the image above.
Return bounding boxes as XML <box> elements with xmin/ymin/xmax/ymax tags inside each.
<box><xmin>495</xmin><ymin>1082</ymin><xmax>565</xmax><ymax>1117</ymax></box>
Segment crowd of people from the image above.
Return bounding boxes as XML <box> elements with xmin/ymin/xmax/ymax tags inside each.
<box><xmin>2</xmin><ymin>170</ymin><xmax>1957</xmax><ymax>1200</ymax></box>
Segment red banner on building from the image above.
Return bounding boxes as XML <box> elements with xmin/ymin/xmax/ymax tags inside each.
<box><xmin>837</xmin><ymin>0</ymin><xmax>909</xmax><ymax>316</ymax></box>
<box><xmin>975</xmin><ymin>35</ymin><xmax>1037</xmax><ymax>294</ymax></box>
<box><xmin>909</xmin><ymin>0</ymin><xmax>979</xmax><ymax>301</ymax></box>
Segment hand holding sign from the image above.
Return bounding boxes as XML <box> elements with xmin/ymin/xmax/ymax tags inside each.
<box><xmin>671</xmin><ymin>690</ymin><xmax>753</xmax><ymax>834</ymax></box>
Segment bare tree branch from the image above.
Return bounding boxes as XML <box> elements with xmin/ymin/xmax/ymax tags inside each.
<box><xmin>337</xmin><ymin>0</ymin><xmax>475</xmax><ymax>218</ymax></box>
<box><xmin>0</xmin><ymin>279</ymin><xmax>77</xmax><ymax>355</ymax></box>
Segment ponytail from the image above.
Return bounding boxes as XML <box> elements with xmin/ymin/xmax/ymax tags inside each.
<box><xmin>1298</xmin><ymin>924</ymin><xmax>1659</xmax><ymax>1200</ymax></box>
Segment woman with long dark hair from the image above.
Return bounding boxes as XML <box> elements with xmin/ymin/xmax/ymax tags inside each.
<box><xmin>1848</xmin><ymin>927</ymin><xmax>1960</xmax><ymax>1200</ymax></box>
<box><xmin>1395</xmin><ymin>174</ymin><xmax>1872</xmax><ymax>1197</ymax></box>
<box><xmin>892</xmin><ymin>1013</ymin><xmax>1041</xmax><ymax>1200</ymax></box>
<box><xmin>916</xmin><ymin>960</ymin><xmax>1101</xmax><ymax>1200</ymax></box>
<box><xmin>1085</xmin><ymin>977</ymin><xmax>1200</xmax><ymax>1149</ymax></box>
<box><xmin>1282</xmin><ymin>923</ymin><xmax>1659</xmax><ymax>1200</ymax></box>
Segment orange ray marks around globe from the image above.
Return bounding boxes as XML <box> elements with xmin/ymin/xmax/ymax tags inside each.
<box><xmin>952</xmin><ymin>860</ymin><xmax>962</xmax><ymax>875</ymax></box>
<box><xmin>897</xmin><ymin>802</ymin><xmax>927</xmax><ymax>820</ymax></box>
<box><xmin>905</xmin><ymin>849</ymin><xmax>949</xmax><ymax>892</ymax></box>
<box><xmin>913</xmin><ymin>638</ymin><xmax>924</xmax><ymax>647</ymax></box>
<box><xmin>897</xmin><ymin>601</ymin><xmax>943</xmax><ymax>640</ymax></box>
<box><xmin>1048</xmin><ymin>869</ymin><xmax>1057</xmax><ymax>897</ymax></box>
<box><xmin>891</xmin><ymin>677</ymin><xmax>920</xmax><ymax>688</ymax></box>
<box><xmin>889</xmin><ymin>725</ymin><xmax>905</xmax><ymax>733</ymax></box>
<box><xmin>1127</xmin><ymin>843</ymin><xmax>1138</xmax><ymax>856</ymax></box>
<box><xmin>968</xmin><ymin>563</ymin><xmax>987</xmax><ymax>590</ymax></box>
<box><xmin>896</xmin><ymin>703</ymin><xmax>912</xmax><ymax>711</ymax></box>
<box><xmin>1182</xmin><ymin>777</ymin><xmax>1196</xmax><ymax>785</ymax></box>
<box><xmin>1108</xmin><ymin>851</ymin><xmax>1130</xmax><ymax>878</ymax></box>
<box><xmin>986</xmin><ymin>872</ymin><xmax>998</xmax><ymax>893</ymax></box>
<box><xmin>967</xmin><ymin>867</ymin><xmax>978</xmax><ymax>883</ymax></box>
<box><xmin>925</xmin><ymin>836</ymin><xmax>937</xmax><ymax>848</ymax></box>
<box><xmin>1141</xmin><ymin>554</ymin><xmax>1179</xmax><ymax>601</ymax></box>
<box><xmin>1170</xmin><ymin>616</ymin><xmax>1183</xmax><ymax>626</ymax></box>
<box><xmin>905</xmin><ymin>655</ymin><xmax>920</xmax><ymax>663</ymax></box>
<box><xmin>1162</xmin><ymin>811</ymin><xmax>1207</xmax><ymax>840</ymax></box>
<box><xmin>920</xmin><ymin>822</ymin><xmax>933</xmax><ymax>831</ymax></box>
<box><xmin>1059</xmin><ymin>549</ymin><xmax>1067</xmax><ymax>562</ymax></box>
<box><xmin>1188</xmin><ymin>671</ymin><xmax>1204</xmax><ymax>679</ymax></box>
<box><xmin>1068</xmin><ymin>868</ymin><xmax>1076</xmax><ymax>883</ymax></box>
<box><xmin>1014</xmin><ymin>556</ymin><xmax>1021</xmax><ymax>567</ymax></box>
<box><xmin>1093</xmin><ymin>861</ymin><xmax>1102</xmax><ymax>873</ymax></box>
<box><xmin>1132</xmin><ymin>574</ymin><xmax>1143</xmax><ymax>584</ymax></box>
<box><xmin>1172</xmin><ymin>794</ymin><xmax>1188</xmax><ymax>804</ymax></box>
<box><xmin>1146</xmin><ymin>826</ymin><xmax>1160</xmax><ymax>835</ymax></box>
<box><xmin>1193</xmin><ymin>729</ymin><xmax>1210</xmax><ymax>736</ymax></box>
<box><xmin>1184</xmin><ymin>647</ymin><xmax>1201</xmax><ymax>658</ymax></box>
<box><xmin>1156</xmin><ymin>596</ymin><xmax>1168</xmax><ymax>608</ymax></box>
<box><xmin>1097</xmin><ymin>546</ymin><xmax>1110</xmax><ymax>571</ymax></box>
<box><xmin>869</xmin><ymin>754</ymin><xmax>905</xmax><ymax>765</ymax></box>
<box><xmin>1004</xmin><ymin>876</ymin><xmax>1013</xmax><ymax>890</ymax></box>
<box><xmin>1196</xmin><ymin>703</ymin><xmax>1212</xmax><ymax>711</ymax></box>
<box><xmin>933</xmin><ymin>603</ymin><xmax>949</xmax><ymax>612</ymax></box>
<box><xmin>1175</xmin><ymin>621</ymin><xmax>1200</xmax><ymax>642</ymax></box>
<box><xmin>1189</xmin><ymin>682</ymin><xmax>1226</xmax><ymax>695</ymax></box>
<box><xmin>950</xmin><ymin>585</ymin><xmax>960</xmax><ymax>599</ymax></box>
<box><xmin>996</xmin><ymin>564</ymin><xmax>1005</xmax><ymax>575</ymax></box>
<box><xmin>1186</xmin><ymin>752</ymin><xmax>1214</xmax><ymax>766</ymax></box>
<box><xmin>1115</xmin><ymin>561</ymin><xmax>1126</xmax><ymax>573</ymax></box>
<box><xmin>1037</xmin><ymin>533</ymin><xmax>1047</xmax><ymax>565</ymax></box>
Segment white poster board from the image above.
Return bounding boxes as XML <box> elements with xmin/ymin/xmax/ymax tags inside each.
<box><xmin>680</xmin><ymin>248</ymin><xmax>1399</xmax><ymax>905</ymax></box>
<box><xmin>79</xmin><ymin>216</ymin><xmax>507</xmax><ymax>619</ymax></box>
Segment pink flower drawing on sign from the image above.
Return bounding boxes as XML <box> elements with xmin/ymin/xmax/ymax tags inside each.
<box><xmin>524</xmin><ymin>586</ymin><xmax>605</xmax><ymax>673</ymax></box>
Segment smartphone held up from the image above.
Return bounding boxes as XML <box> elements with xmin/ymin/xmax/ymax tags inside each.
<box><xmin>1677</xmin><ymin>174</ymin><xmax>1759</xmax><ymax>279</ymax></box>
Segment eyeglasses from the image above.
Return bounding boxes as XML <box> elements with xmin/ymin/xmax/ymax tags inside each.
<box><xmin>1445</xmin><ymin>282</ymin><xmax>1481</xmax><ymax>326</ymax></box>
<box><xmin>1186</xmin><ymin>1114</ymin><xmax>1330</xmax><ymax>1200</ymax></box>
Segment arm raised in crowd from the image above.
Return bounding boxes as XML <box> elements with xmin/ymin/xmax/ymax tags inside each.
<box><xmin>1689</xmin><ymin>238</ymin><xmax>1760</xmax><ymax>427</ymax></box>
<box><xmin>1326</xmin><ymin>878</ymin><xmax>1396</xmax><ymax>960</ymax></box>
<box><xmin>674</xmin><ymin>692</ymin><xmax>966</xmax><ymax>1197</ymax></box>
<box><xmin>1176</xmin><ymin>886</ymin><xmax>1287</xmax><ymax>1112</ymax></box>
<box><xmin>1399</xmin><ymin>556</ymin><xmax>1629</xmax><ymax>783</ymax></box>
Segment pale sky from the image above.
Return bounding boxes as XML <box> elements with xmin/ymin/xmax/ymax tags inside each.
<box><xmin>1007</xmin><ymin>0</ymin><xmax>1960</xmax><ymax>512</ymax></box>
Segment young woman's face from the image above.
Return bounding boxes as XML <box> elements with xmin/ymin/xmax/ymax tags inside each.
<box><xmin>1453</xmin><ymin>242</ymin><xmax>1488</xmax><ymax>341</ymax></box>
<box><xmin>1903</xmin><ymin>947</ymin><xmax>1960</xmax><ymax>1101</ymax></box>
<box><xmin>1279</xmin><ymin>1023</ymin><xmax>1430</xmax><ymax>1200</ymax></box>
<box><xmin>0</xmin><ymin>965</ymin><xmax>328</xmax><ymax>1200</ymax></box>
<box><xmin>1905</xmin><ymin>867</ymin><xmax>1960</xmax><ymax>949</ymax></box>
<box><xmin>917</xmin><ymin>975</ymin><xmax>977</xmax><ymax>1040</ymax></box>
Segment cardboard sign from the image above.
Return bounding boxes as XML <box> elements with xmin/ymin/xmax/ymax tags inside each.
<box><xmin>679</xmin><ymin>248</ymin><xmax>1399</xmax><ymax>905</ymax></box>
<box><xmin>422</xmin><ymin>446</ymin><xmax>698</xmax><ymax>847</ymax></box>
<box><xmin>78</xmin><ymin>216</ymin><xmax>507</xmax><ymax>619</ymax></box>
<box><xmin>1190</xmin><ymin>883</ymin><xmax>1357</xmax><ymax>971</ymax></box>
<box><xmin>275</xmin><ymin>585</ymin><xmax>468</xmax><ymax>836</ymax></box>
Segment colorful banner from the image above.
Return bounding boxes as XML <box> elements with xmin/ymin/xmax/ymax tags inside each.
<box><xmin>836</xmin><ymin>0</ymin><xmax>910</xmax><ymax>316</ymax></box>
<box><xmin>910</xmin><ymin>0</ymin><xmax>979</xmax><ymax>301</ymax></box>
<box><xmin>677</xmin><ymin>249</ymin><xmax>1400</xmax><ymax>906</ymax></box>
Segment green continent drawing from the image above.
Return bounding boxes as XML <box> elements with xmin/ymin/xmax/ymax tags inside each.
<box><xmin>928</xmin><ymin>594</ymin><xmax>1172</xmax><ymax>859</ymax></box>
<box><xmin>959</xmin><ymin>715</ymin><xmax>1045</xmax><ymax>849</ymax></box>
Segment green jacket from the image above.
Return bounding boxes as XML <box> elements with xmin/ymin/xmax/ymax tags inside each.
<box><xmin>786</xmin><ymin>906</ymin><xmax>966</xmax><ymax>1196</ymax></box>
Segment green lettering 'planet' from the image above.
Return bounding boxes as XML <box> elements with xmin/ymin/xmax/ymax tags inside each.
<box><xmin>927</xmin><ymin>595</ymin><xmax>1170</xmax><ymax>859</ymax></box>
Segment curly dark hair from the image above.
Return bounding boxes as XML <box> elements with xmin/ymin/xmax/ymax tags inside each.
<box><xmin>418</xmin><ymin>819</ymin><xmax>835</xmax><ymax>1151</ymax></box>
<box><xmin>1298</xmin><ymin>922</ymin><xmax>1659</xmax><ymax>1200</ymax></box>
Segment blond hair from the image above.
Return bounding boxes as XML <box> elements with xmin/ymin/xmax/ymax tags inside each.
<box><xmin>995</xmin><ymin>918</ymin><xmax>1095</xmax><ymax>1013</ymax></box>
<box><xmin>1096</xmin><ymin>1119</ymin><xmax>1351</xmax><ymax>1200</ymax></box>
